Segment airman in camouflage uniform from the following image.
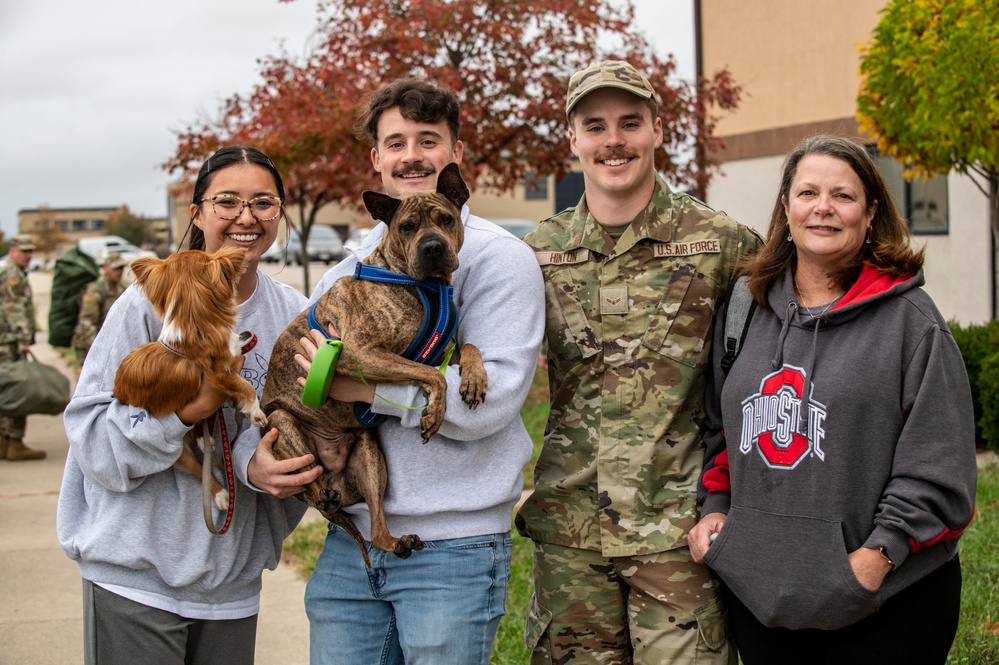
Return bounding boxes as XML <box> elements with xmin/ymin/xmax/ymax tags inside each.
<box><xmin>72</xmin><ymin>252</ymin><xmax>127</xmax><ymax>365</ymax></box>
<box><xmin>0</xmin><ymin>235</ymin><xmax>44</xmax><ymax>460</ymax></box>
<box><xmin>515</xmin><ymin>61</ymin><xmax>763</xmax><ymax>664</ymax></box>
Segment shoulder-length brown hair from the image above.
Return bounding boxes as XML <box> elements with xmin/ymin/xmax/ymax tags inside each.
<box><xmin>746</xmin><ymin>134</ymin><xmax>924</xmax><ymax>305</ymax></box>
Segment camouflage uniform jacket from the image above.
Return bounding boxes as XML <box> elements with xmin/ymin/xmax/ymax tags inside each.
<box><xmin>0</xmin><ymin>260</ymin><xmax>36</xmax><ymax>348</ymax></box>
<box><xmin>72</xmin><ymin>277</ymin><xmax>125</xmax><ymax>355</ymax></box>
<box><xmin>516</xmin><ymin>174</ymin><xmax>762</xmax><ymax>557</ymax></box>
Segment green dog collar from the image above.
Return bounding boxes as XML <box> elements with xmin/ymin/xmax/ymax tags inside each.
<box><xmin>302</xmin><ymin>338</ymin><xmax>343</xmax><ymax>409</ymax></box>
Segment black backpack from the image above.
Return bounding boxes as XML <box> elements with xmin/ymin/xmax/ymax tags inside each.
<box><xmin>48</xmin><ymin>248</ymin><xmax>99</xmax><ymax>348</ymax></box>
<box><xmin>720</xmin><ymin>275</ymin><xmax>756</xmax><ymax>374</ymax></box>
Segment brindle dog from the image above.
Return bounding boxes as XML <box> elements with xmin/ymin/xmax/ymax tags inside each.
<box><xmin>261</xmin><ymin>163</ymin><xmax>487</xmax><ymax>566</ymax></box>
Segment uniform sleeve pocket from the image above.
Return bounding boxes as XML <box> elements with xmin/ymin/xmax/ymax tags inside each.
<box><xmin>524</xmin><ymin>593</ymin><xmax>554</xmax><ymax>656</ymax></box>
<box><xmin>704</xmin><ymin>505</ymin><xmax>881</xmax><ymax>631</ymax></box>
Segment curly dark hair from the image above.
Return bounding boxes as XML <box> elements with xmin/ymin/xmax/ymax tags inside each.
<box><xmin>354</xmin><ymin>79</ymin><xmax>460</xmax><ymax>148</ymax></box>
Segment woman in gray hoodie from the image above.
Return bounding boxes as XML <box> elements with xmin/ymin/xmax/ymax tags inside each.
<box><xmin>689</xmin><ymin>135</ymin><xmax>977</xmax><ymax>664</ymax></box>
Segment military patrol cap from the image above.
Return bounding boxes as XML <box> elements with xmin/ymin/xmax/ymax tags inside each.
<box><xmin>102</xmin><ymin>252</ymin><xmax>127</xmax><ymax>269</ymax></box>
<box><xmin>565</xmin><ymin>60</ymin><xmax>656</xmax><ymax>119</ymax></box>
<box><xmin>8</xmin><ymin>235</ymin><xmax>36</xmax><ymax>251</ymax></box>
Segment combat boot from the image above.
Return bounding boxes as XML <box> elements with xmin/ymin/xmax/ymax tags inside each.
<box><xmin>5</xmin><ymin>438</ymin><xmax>46</xmax><ymax>461</ymax></box>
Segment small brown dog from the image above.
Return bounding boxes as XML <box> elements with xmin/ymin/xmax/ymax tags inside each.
<box><xmin>261</xmin><ymin>163</ymin><xmax>487</xmax><ymax>566</ymax></box>
<box><xmin>113</xmin><ymin>247</ymin><xmax>266</xmax><ymax>510</ymax></box>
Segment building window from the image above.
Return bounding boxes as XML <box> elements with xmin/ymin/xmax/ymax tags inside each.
<box><xmin>872</xmin><ymin>151</ymin><xmax>949</xmax><ymax>235</ymax></box>
<box><xmin>92</xmin><ymin>219</ymin><xmax>105</xmax><ymax>231</ymax></box>
<box><xmin>525</xmin><ymin>173</ymin><xmax>548</xmax><ymax>200</ymax></box>
<box><xmin>72</xmin><ymin>219</ymin><xmax>87</xmax><ymax>231</ymax></box>
<box><xmin>56</xmin><ymin>219</ymin><xmax>68</xmax><ymax>232</ymax></box>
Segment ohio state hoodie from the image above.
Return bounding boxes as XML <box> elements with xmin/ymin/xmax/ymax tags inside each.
<box><xmin>697</xmin><ymin>265</ymin><xmax>977</xmax><ymax>631</ymax></box>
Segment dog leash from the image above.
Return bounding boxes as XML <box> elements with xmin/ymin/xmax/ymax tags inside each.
<box><xmin>201</xmin><ymin>409</ymin><xmax>236</xmax><ymax>535</ymax></box>
<box><xmin>199</xmin><ymin>330</ymin><xmax>257</xmax><ymax>535</ymax></box>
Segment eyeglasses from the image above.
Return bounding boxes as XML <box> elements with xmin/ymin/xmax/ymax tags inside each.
<box><xmin>199</xmin><ymin>194</ymin><xmax>283</xmax><ymax>222</ymax></box>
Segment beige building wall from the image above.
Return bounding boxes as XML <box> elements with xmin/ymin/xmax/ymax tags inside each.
<box><xmin>703</xmin><ymin>0</ymin><xmax>882</xmax><ymax>139</ymax></box>
<box><xmin>699</xmin><ymin>0</ymin><xmax>994</xmax><ymax>324</ymax></box>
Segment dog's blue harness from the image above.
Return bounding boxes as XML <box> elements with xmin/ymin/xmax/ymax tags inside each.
<box><xmin>307</xmin><ymin>262</ymin><xmax>459</xmax><ymax>427</ymax></box>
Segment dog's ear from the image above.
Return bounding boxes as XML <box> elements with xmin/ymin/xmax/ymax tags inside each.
<box><xmin>363</xmin><ymin>190</ymin><xmax>402</xmax><ymax>224</ymax></box>
<box><xmin>128</xmin><ymin>256</ymin><xmax>161</xmax><ymax>285</ymax></box>
<box><xmin>436</xmin><ymin>163</ymin><xmax>470</xmax><ymax>209</ymax></box>
<box><xmin>208</xmin><ymin>247</ymin><xmax>248</xmax><ymax>285</ymax></box>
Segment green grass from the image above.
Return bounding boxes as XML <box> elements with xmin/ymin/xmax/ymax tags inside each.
<box><xmin>949</xmin><ymin>464</ymin><xmax>999</xmax><ymax>664</ymax></box>
<box><xmin>281</xmin><ymin>364</ymin><xmax>999</xmax><ymax>664</ymax></box>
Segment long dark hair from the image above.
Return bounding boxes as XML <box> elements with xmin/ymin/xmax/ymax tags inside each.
<box><xmin>747</xmin><ymin>134</ymin><xmax>924</xmax><ymax>305</ymax></box>
<box><xmin>182</xmin><ymin>146</ymin><xmax>286</xmax><ymax>251</ymax></box>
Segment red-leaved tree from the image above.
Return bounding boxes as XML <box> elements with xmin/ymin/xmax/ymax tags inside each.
<box><xmin>166</xmin><ymin>0</ymin><xmax>740</xmax><ymax>294</ymax></box>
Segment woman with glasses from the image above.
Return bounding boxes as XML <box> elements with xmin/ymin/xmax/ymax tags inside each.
<box><xmin>57</xmin><ymin>146</ymin><xmax>322</xmax><ymax>664</ymax></box>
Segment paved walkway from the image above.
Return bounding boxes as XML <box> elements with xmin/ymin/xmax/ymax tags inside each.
<box><xmin>0</xmin><ymin>271</ymin><xmax>312</xmax><ymax>665</ymax></box>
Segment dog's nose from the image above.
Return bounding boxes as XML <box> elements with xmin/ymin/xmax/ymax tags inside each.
<box><xmin>420</xmin><ymin>238</ymin><xmax>445</xmax><ymax>259</ymax></box>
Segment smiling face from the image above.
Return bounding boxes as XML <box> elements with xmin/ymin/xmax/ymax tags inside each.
<box><xmin>189</xmin><ymin>163</ymin><xmax>281</xmax><ymax>268</ymax></box>
<box><xmin>371</xmin><ymin>107</ymin><xmax>464</xmax><ymax>198</ymax></box>
<box><xmin>784</xmin><ymin>154</ymin><xmax>877</xmax><ymax>273</ymax></box>
<box><xmin>569</xmin><ymin>87</ymin><xmax>662</xmax><ymax>212</ymax></box>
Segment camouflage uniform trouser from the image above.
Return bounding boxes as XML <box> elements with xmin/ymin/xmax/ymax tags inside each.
<box><xmin>526</xmin><ymin>541</ymin><xmax>735</xmax><ymax>665</ymax></box>
<box><xmin>0</xmin><ymin>344</ymin><xmax>26</xmax><ymax>439</ymax></box>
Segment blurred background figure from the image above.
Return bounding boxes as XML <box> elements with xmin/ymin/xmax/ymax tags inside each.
<box><xmin>0</xmin><ymin>234</ymin><xmax>44</xmax><ymax>461</ymax></box>
<box><xmin>72</xmin><ymin>252</ymin><xmax>128</xmax><ymax>367</ymax></box>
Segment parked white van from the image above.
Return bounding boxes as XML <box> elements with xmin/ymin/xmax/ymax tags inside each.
<box><xmin>77</xmin><ymin>235</ymin><xmax>155</xmax><ymax>263</ymax></box>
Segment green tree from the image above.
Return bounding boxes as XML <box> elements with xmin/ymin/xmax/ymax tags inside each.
<box><xmin>107</xmin><ymin>205</ymin><xmax>153</xmax><ymax>248</ymax></box>
<box><xmin>857</xmin><ymin>0</ymin><xmax>999</xmax><ymax>315</ymax></box>
<box><xmin>166</xmin><ymin>0</ymin><xmax>740</xmax><ymax>295</ymax></box>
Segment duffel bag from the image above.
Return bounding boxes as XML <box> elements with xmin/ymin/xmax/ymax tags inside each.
<box><xmin>0</xmin><ymin>351</ymin><xmax>71</xmax><ymax>417</ymax></box>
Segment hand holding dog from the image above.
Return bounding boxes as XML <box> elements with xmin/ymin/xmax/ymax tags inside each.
<box><xmin>176</xmin><ymin>357</ymin><xmax>247</xmax><ymax>426</ymax></box>
<box><xmin>248</xmin><ymin>429</ymin><xmax>324</xmax><ymax>498</ymax></box>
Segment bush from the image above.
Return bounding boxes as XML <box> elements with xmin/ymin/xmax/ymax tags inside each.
<box><xmin>979</xmin><ymin>351</ymin><xmax>999</xmax><ymax>453</ymax></box>
<box><xmin>950</xmin><ymin>320</ymin><xmax>999</xmax><ymax>452</ymax></box>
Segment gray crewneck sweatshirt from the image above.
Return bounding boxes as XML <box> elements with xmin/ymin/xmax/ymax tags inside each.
<box><xmin>57</xmin><ymin>271</ymin><xmax>308</xmax><ymax>618</ymax></box>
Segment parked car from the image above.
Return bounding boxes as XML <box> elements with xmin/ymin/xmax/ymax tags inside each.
<box><xmin>285</xmin><ymin>225</ymin><xmax>345</xmax><ymax>265</ymax></box>
<box><xmin>491</xmin><ymin>218</ymin><xmax>537</xmax><ymax>239</ymax></box>
<box><xmin>260</xmin><ymin>240</ymin><xmax>287</xmax><ymax>263</ymax></box>
<box><xmin>343</xmin><ymin>228</ymin><xmax>372</xmax><ymax>255</ymax></box>
<box><xmin>77</xmin><ymin>235</ymin><xmax>155</xmax><ymax>263</ymax></box>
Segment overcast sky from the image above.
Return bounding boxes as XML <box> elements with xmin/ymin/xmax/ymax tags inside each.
<box><xmin>0</xmin><ymin>0</ymin><xmax>694</xmax><ymax>239</ymax></box>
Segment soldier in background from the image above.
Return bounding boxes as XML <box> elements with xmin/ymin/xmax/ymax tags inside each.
<box><xmin>0</xmin><ymin>234</ymin><xmax>45</xmax><ymax>461</ymax></box>
<box><xmin>72</xmin><ymin>252</ymin><xmax>127</xmax><ymax>366</ymax></box>
<box><xmin>515</xmin><ymin>61</ymin><xmax>762</xmax><ymax>663</ymax></box>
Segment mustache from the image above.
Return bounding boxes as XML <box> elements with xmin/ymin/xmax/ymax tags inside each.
<box><xmin>392</xmin><ymin>163</ymin><xmax>436</xmax><ymax>177</ymax></box>
<box><xmin>595</xmin><ymin>151</ymin><xmax>638</xmax><ymax>162</ymax></box>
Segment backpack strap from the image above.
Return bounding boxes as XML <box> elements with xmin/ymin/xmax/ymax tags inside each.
<box><xmin>720</xmin><ymin>275</ymin><xmax>756</xmax><ymax>374</ymax></box>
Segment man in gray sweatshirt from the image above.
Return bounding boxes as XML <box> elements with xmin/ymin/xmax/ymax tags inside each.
<box><xmin>300</xmin><ymin>78</ymin><xmax>546</xmax><ymax>665</ymax></box>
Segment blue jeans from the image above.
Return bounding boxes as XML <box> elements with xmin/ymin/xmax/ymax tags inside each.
<box><xmin>305</xmin><ymin>524</ymin><xmax>512</xmax><ymax>665</ymax></box>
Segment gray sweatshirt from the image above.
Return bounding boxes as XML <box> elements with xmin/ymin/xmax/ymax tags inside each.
<box><xmin>308</xmin><ymin>206</ymin><xmax>546</xmax><ymax>542</ymax></box>
<box><xmin>57</xmin><ymin>272</ymin><xmax>308</xmax><ymax>618</ymax></box>
<box><xmin>698</xmin><ymin>265</ymin><xmax>977</xmax><ymax>630</ymax></box>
